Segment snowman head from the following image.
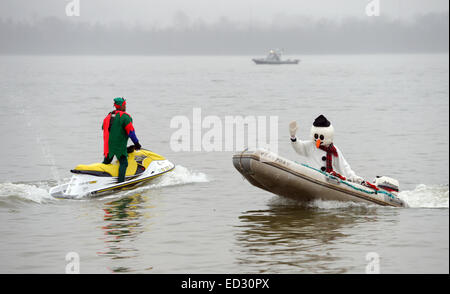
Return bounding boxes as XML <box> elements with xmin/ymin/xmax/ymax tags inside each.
<box><xmin>310</xmin><ymin>115</ymin><xmax>334</xmax><ymax>148</ymax></box>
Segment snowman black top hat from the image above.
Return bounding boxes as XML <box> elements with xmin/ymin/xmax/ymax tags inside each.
<box><xmin>313</xmin><ymin>115</ymin><xmax>331</xmax><ymax>128</ymax></box>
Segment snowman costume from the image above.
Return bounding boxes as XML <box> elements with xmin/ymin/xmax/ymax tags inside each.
<box><xmin>289</xmin><ymin>115</ymin><xmax>363</xmax><ymax>183</ymax></box>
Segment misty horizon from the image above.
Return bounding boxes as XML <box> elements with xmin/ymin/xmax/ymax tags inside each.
<box><xmin>1</xmin><ymin>11</ymin><xmax>448</xmax><ymax>55</ymax></box>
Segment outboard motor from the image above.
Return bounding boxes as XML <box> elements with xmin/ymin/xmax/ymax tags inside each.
<box><xmin>374</xmin><ymin>176</ymin><xmax>399</xmax><ymax>194</ymax></box>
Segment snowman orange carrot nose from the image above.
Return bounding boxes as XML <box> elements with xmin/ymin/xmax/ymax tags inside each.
<box><xmin>316</xmin><ymin>139</ymin><xmax>321</xmax><ymax>148</ymax></box>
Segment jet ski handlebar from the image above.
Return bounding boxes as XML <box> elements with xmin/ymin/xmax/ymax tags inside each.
<box><xmin>127</xmin><ymin>145</ymin><xmax>138</xmax><ymax>153</ymax></box>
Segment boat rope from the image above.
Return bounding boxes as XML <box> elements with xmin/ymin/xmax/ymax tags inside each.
<box><xmin>237</xmin><ymin>148</ymin><xmax>248</xmax><ymax>179</ymax></box>
<box><xmin>298</xmin><ymin>162</ymin><xmax>397</xmax><ymax>200</ymax></box>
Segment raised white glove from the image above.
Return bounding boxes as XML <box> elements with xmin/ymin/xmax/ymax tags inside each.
<box><xmin>289</xmin><ymin>121</ymin><xmax>298</xmax><ymax>138</ymax></box>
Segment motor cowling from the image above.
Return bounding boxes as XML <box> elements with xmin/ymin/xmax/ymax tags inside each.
<box><xmin>374</xmin><ymin>176</ymin><xmax>399</xmax><ymax>194</ymax></box>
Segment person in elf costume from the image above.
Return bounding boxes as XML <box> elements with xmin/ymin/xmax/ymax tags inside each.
<box><xmin>289</xmin><ymin>114</ymin><xmax>364</xmax><ymax>183</ymax></box>
<box><xmin>102</xmin><ymin>97</ymin><xmax>141</xmax><ymax>183</ymax></box>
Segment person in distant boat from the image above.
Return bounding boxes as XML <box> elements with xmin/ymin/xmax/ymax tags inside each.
<box><xmin>289</xmin><ymin>114</ymin><xmax>364</xmax><ymax>183</ymax></box>
<box><xmin>102</xmin><ymin>97</ymin><xmax>141</xmax><ymax>183</ymax></box>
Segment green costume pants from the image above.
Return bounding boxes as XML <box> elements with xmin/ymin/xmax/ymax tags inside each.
<box><xmin>103</xmin><ymin>154</ymin><xmax>128</xmax><ymax>183</ymax></box>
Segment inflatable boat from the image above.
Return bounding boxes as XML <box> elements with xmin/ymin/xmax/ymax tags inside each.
<box><xmin>232</xmin><ymin>149</ymin><xmax>408</xmax><ymax>207</ymax></box>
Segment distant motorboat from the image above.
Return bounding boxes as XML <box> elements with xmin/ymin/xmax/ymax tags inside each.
<box><xmin>252</xmin><ymin>49</ymin><xmax>300</xmax><ymax>65</ymax></box>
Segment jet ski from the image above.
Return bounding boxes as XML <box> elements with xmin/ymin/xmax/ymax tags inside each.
<box><xmin>50</xmin><ymin>146</ymin><xmax>175</xmax><ymax>199</ymax></box>
<box><xmin>233</xmin><ymin>149</ymin><xmax>408</xmax><ymax>208</ymax></box>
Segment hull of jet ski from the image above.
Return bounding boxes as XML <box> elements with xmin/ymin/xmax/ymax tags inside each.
<box><xmin>49</xmin><ymin>149</ymin><xmax>174</xmax><ymax>199</ymax></box>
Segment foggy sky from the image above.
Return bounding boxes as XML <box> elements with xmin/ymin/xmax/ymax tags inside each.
<box><xmin>1</xmin><ymin>0</ymin><xmax>449</xmax><ymax>26</ymax></box>
<box><xmin>0</xmin><ymin>0</ymin><xmax>448</xmax><ymax>54</ymax></box>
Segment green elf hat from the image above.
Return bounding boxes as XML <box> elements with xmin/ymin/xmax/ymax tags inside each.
<box><xmin>113</xmin><ymin>97</ymin><xmax>126</xmax><ymax>109</ymax></box>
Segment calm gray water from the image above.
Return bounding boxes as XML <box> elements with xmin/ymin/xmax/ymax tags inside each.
<box><xmin>0</xmin><ymin>54</ymin><xmax>448</xmax><ymax>273</ymax></box>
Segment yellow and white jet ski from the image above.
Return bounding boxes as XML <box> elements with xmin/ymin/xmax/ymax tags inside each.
<box><xmin>50</xmin><ymin>148</ymin><xmax>175</xmax><ymax>199</ymax></box>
